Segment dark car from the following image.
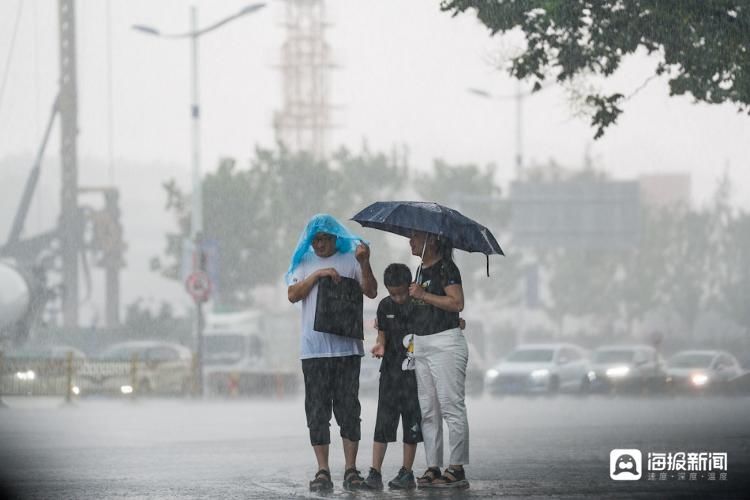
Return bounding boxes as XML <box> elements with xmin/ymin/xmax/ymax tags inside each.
<box><xmin>588</xmin><ymin>345</ymin><xmax>668</xmax><ymax>394</ymax></box>
<box><xmin>666</xmin><ymin>350</ymin><xmax>743</xmax><ymax>394</ymax></box>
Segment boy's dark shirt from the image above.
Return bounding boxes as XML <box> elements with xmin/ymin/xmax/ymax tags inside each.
<box><xmin>411</xmin><ymin>259</ymin><xmax>462</xmax><ymax>336</ymax></box>
<box><xmin>376</xmin><ymin>296</ymin><xmax>414</xmax><ymax>377</ymax></box>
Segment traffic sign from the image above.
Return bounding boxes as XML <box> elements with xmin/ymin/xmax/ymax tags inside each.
<box><xmin>185</xmin><ymin>271</ymin><xmax>211</xmax><ymax>303</ymax></box>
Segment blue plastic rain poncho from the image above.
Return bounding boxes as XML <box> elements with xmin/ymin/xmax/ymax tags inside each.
<box><xmin>285</xmin><ymin>214</ymin><xmax>367</xmax><ymax>285</ymax></box>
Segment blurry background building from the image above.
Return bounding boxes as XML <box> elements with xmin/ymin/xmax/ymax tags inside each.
<box><xmin>639</xmin><ymin>173</ymin><xmax>692</xmax><ymax>209</ymax></box>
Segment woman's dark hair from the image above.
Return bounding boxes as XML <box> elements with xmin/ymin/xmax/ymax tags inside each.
<box><xmin>435</xmin><ymin>236</ymin><xmax>454</xmax><ymax>262</ymax></box>
<box><xmin>384</xmin><ymin>263</ymin><xmax>412</xmax><ymax>287</ymax></box>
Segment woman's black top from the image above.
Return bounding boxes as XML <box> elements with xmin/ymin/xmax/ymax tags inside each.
<box><xmin>411</xmin><ymin>258</ymin><xmax>462</xmax><ymax>336</ymax></box>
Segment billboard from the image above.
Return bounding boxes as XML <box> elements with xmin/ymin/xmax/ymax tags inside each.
<box><xmin>510</xmin><ymin>180</ymin><xmax>640</xmax><ymax>249</ymax></box>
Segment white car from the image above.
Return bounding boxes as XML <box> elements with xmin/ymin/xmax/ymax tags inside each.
<box><xmin>666</xmin><ymin>350</ymin><xmax>743</xmax><ymax>394</ymax></box>
<box><xmin>484</xmin><ymin>343</ymin><xmax>590</xmax><ymax>395</ymax></box>
<box><xmin>77</xmin><ymin>341</ymin><xmax>193</xmax><ymax>397</ymax></box>
<box><xmin>588</xmin><ymin>345</ymin><xmax>668</xmax><ymax>393</ymax></box>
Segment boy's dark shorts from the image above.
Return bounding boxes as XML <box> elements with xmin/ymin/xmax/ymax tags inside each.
<box><xmin>374</xmin><ymin>371</ymin><xmax>423</xmax><ymax>444</ymax></box>
<box><xmin>302</xmin><ymin>355</ymin><xmax>361</xmax><ymax>446</ymax></box>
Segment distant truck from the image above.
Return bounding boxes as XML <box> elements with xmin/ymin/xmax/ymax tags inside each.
<box><xmin>203</xmin><ymin>309</ymin><xmax>300</xmax><ymax>397</ymax></box>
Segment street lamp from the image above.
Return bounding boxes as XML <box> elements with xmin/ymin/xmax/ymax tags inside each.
<box><xmin>133</xmin><ymin>3</ymin><xmax>266</xmax><ymax>397</ymax></box>
<box><xmin>133</xmin><ymin>2</ymin><xmax>266</xmax><ymax>242</ymax></box>
<box><xmin>468</xmin><ymin>82</ymin><xmax>537</xmax><ymax>179</ymax></box>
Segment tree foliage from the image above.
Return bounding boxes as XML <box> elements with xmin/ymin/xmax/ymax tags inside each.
<box><xmin>156</xmin><ymin>146</ymin><xmax>408</xmax><ymax>308</ymax></box>
<box><xmin>156</xmin><ymin>147</ymin><xmax>516</xmax><ymax>308</ymax></box>
<box><xmin>441</xmin><ymin>0</ymin><xmax>750</xmax><ymax>138</ymax></box>
<box><xmin>538</xmin><ymin>177</ymin><xmax>750</xmax><ymax>340</ymax></box>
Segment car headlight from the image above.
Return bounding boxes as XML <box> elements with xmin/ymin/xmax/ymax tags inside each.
<box><xmin>531</xmin><ymin>369</ymin><xmax>549</xmax><ymax>379</ymax></box>
<box><xmin>120</xmin><ymin>385</ymin><xmax>134</xmax><ymax>394</ymax></box>
<box><xmin>691</xmin><ymin>373</ymin><xmax>709</xmax><ymax>386</ymax></box>
<box><xmin>71</xmin><ymin>386</ymin><xmax>80</xmax><ymax>395</ymax></box>
<box><xmin>587</xmin><ymin>371</ymin><xmax>597</xmax><ymax>381</ymax></box>
<box><xmin>485</xmin><ymin>369</ymin><xmax>499</xmax><ymax>379</ymax></box>
<box><xmin>606</xmin><ymin>366</ymin><xmax>630</xmax><ymax>378</ymax></box>
<box><xmin>15</xmin><ymin>370</ymin><xmax>36</xmax><ymax>381</ymax></box>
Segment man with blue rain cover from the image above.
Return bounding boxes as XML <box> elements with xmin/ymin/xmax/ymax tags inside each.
<box><xmin>286</xmin><ymin>214</ymin><xmax>378</xmax><ymax>492</ymax></box>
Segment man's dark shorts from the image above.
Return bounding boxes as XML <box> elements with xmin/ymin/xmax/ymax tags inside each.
<box><xmin>374</xmin><ymin>371</ymin><xmax>423</xmax><ymax>444</ymax></box>
<box><xmin>302</xmin><ymin>355</ymin><xmax>362</xmax><ymax>446</ymax></box>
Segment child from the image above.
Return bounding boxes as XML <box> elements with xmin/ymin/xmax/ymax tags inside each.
<box><xmin>364</xmin><ymin>263</ymin><xmax>422</xmax><ymax>490</ymax></box>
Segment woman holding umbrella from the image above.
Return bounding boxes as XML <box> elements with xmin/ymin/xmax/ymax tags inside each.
<box><xmin>352</xmin><ymin>201</ymin><xmax>504</xmax><ymax>490</ymax></box>
<box><xmin>408</xmin><ymin>231</ymin><xmax>470</xmax><ymax>489</ymax></box>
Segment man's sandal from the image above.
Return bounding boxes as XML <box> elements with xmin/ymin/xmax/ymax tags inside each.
<box><xmin>431</xmin><ymin>466</ymin><xmax>469</xmax><ymax>489</ymax></box>
<box><xmin>309</xmin><ymin>469</ymin><xmax>333</xmax><ymax>492</ymax></box>
<box><xmin>417</xmin><ymin>467</ymin><xmax>443</xmax><ymax>488</ymax></box>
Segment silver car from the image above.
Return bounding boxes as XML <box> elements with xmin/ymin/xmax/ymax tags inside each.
<box><xmin>588</xmin><ymin>345</ymin><xmax>668</xmax><ymax>394</ymax></box>
<box><xmin>484</xmin><ymin>343</ymin><xmax>591</xmax><ymax>395</ymax></box>
<box><xmin>666</xmin><ymin>350</ymin><xmax>743</xmax><ymax>394</ymax></box>
<box><xmin>77</xmin><ymin>341</ymin><xmax>193</xmax><ymax>397</ymax></box>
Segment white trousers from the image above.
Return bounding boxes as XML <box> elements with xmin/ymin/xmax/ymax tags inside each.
<box><xmin>414</xmin><ymin>327</ymin><xmax>470</xmax><ymax>467</ymax></box>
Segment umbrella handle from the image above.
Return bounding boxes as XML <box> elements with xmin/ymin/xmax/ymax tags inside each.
<box><xmin>415</xmin><ymin>238</ymin><xmax>427</xmax><ymax>284</ymax></box>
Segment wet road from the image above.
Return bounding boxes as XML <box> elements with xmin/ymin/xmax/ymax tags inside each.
<box><xmin>1</xmin><ymin>394</ymin><xmax>749</xmax><ymax>499</ymax></box>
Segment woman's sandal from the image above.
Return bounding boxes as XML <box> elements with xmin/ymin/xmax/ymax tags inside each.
<box><xmin>417</xmin><ymin>467</ymin><xmax>443</xmax><ymax>488</ymax></box>
<box><xmin>431</xmin><ymin>466</ymin><xmax>469</xmax><ymax>489</ymax></box>
<box><xmin>309</xmin><ymin>469</ymin><xmax>333</xmax><ymax>492</ymax></box>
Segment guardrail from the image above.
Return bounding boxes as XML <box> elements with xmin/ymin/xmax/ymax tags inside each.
<box><xmin>1</xmin><ymin>350</ymin><xmax>301</xmax><ymax>402</ymax></box>
<box><xmin>0</xmin><ymin>351</ymin><xmax>182</xmax><ymax>401</ymax></box>
<box><xmin>0</xmin><ymin>351</ymin><xmax>83</xmax><ymax>400</ymax></box>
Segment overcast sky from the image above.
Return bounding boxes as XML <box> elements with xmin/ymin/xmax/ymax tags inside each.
<box><xmin>1</xmin><ymin>0</ymin><xmax>749</xmax><ymax>321</ymax></box>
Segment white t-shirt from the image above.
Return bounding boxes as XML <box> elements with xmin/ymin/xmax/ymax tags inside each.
<box><xmin>290</xmin><ymin>251</ymin><xmax>365</xmax><ymax>359</ymax></box>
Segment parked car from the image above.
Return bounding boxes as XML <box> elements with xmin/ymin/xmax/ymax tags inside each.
<box><xmin>76</xmin><ymin>341</ymin><xmax>193</xmax><ymax>397</ymax></box>
<box><xmin>588</xmin><ymin>345</ymin><xmax>668</xmax><ymax>394</ymax></box>
<box><xmin>484</xmin><ymin>343</ymin><xmax>590</xmax><ymax>396</ymax></box>
<box><xmin>465</xmin><ymin>341</ymin><xmax>486</xmax><ymax>397</ymax></box>
<box><xmin>1</xmin><ymin>344</ymin><xmax>85</xmax><ymax>396</ymax></box>
<box><xmin>666</xmin><ymin>350</ymin><xmax>743</xmax><ymax>394</ymax></box>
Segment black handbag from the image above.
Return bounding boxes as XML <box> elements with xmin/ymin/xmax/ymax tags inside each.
<box><xmin>313</xmin><ymin>276</ymin><xmax>364</xmax><ymax>340</ymax></box>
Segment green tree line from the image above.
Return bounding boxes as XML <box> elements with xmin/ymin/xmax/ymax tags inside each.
<box><xmin>155</xmin><ymin>145</ymin><xmax>750</xmax><ymax>342</ymax></box>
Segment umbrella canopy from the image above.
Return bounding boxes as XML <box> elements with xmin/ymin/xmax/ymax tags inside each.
<box><xmin>351</xmin><ymin>201</ymin><xmax>504</xmax><ymax>256</ymax></box>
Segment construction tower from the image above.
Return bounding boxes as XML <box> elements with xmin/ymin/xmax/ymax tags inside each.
<box><xmin>274</xmin><ymin>0</ymin><xmax>335</xmax><ymax>160</ymax></box>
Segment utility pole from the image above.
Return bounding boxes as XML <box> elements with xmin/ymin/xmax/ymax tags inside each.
<box><xmin>103</xmin><ymin>189</ymin><xmax>122</xmax><ymax>327</ymax></box>
<box><xmin>514</xmin><ymin>80</ymin><xmax>523</xmax><ymax>178</ymax></box>
<box><xmin>58</xmin><ymin>0</ymin><xmax>80</xmax><ymax>327</ymax></box>
<box><xmin>133</xmin><ymin>3</ymin><xmax>266</xmax><ymax>396</ymax></box>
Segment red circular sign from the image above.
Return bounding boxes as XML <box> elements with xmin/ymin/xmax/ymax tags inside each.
<box><xmin>185</xmin><ymin>271</ymin><xmax>211</xmax><ymax>303</ymax></box>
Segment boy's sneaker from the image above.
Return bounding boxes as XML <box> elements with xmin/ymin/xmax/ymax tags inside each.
<box><xmin>388</xmin><ymin>466</ymin><xmax>416</xmax><ymax>490</ymax></box>
<box><xmin>364</xmin><ymin>467</ymin><xmax>383</xmax><ymax>490</ymax></box>
<box><xmin>342</xmin><ymin>468</ymin><xmax>368</xmax><ymax>491</ymax></box>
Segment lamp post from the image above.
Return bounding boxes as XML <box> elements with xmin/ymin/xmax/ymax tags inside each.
<box><xmin>133</xmin><ymin>3</ymin><xmax>266</xmax><ymax>396</ymax></box>
<box><xmin>468</xmin><ymin>81</ymin><xmax>535</xmax><ymax>179</ymax></box>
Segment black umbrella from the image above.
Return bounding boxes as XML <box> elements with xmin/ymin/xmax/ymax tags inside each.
<box><xmin>351</xmin><ymin>201</ymin><xmax>504</xmax><ymax>275</ymax></box>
